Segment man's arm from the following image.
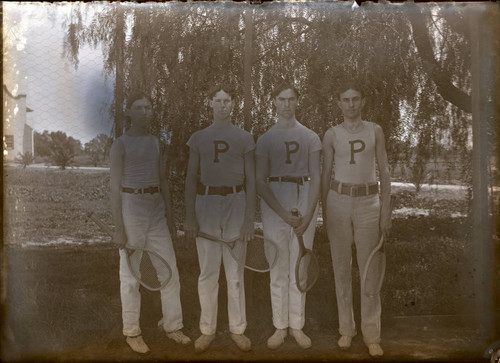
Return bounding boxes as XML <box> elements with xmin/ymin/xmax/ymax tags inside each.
<box><xmin>375</xmin><ymin>124</ymin><xmax>392</xmax><ymax>238</ymax></box>
<box><xmin>240</xmin><ymin>150</ymin><xmax>256</xmax><ymax>242</ymax></box>
<box><xmin>184</xmin><ymin>148</ymin><xmax>200</xmax><ymax>239</ymax></box>
<box><xmin>294</xmin><ymin>149</ymin><xmax>321</xmax><ymax>236</ymax></box>
<box><xmin>110</xmin><ymin>138</ymin><xmax>126</xmax><ymax>246</ymax></box>
<box><xmin>256</xmin><ymin>154</ymin><xmax>301</xmax><ymax>228</ymax></box>
<box><xmin>320</xmin><ymin>129</ymin><xmax>335</xmax><ymax>215</ymax></box>
<box><xmin>159</xmin><ymin>146</ymin><xmax>176</xmax><ymax>239</ymax></box>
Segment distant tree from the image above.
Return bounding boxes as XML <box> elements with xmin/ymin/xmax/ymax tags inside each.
<box><xmin>48</xmin><ymin>131</ymin><xmax>80</xmax><ymax>170</ymax></box>
<box><xmin>34</xmin><ymin>130</ymin><xmax>52</xmax><ymax>157</ymax></box>
<box><xmin>15</xmin><ymin>151</ymin><xmax>34</xmax><ymax>169</ymax></box>
<box><xmin>84</xmin><ymin>133</ymin><xmax>112</xmax><ymax>166</ymax></box>
<box><xmin>34</xmin><ymin>130</ymin><xmax>83</xmax><ymax>169</ymax></box>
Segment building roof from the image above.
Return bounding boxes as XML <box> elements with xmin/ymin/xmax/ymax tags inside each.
<box><xmin>3</xmin><ymin>84</ymin><xmax>34</xmax><ymax>112</ymax></box>
<box><xmin>3</xmin><ymin>84</ymin><xmax>26</xmax><ymax>99</ymax></box>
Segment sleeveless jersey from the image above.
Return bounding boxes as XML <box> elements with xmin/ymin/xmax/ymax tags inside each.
<box><xmin>332</xmin><ymin>121</ymin><xmax>376</xmax><ymax>184</ymax></box>
<box><xmin>186</xmin><ymin>124</ymin><xmax>255</xmax><ymax>187</ymax></box>
<box><xmin>256</xmin><ymin>121</ymin><xmax>322</xmax><ymax>177</ymax></box>
<box><xmin>119</xmin><ymin>134</ymin><xmax>160</xmax><ymax>188</ymax></box>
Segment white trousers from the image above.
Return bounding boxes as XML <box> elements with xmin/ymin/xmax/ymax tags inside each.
<box><xmin>261</xmin><ymin>181</ymin><xmax>318</xmax><ymax>330</ymax></box>
<box><xmin>195</xmin><ymin>191</ymin><xmax>247</xmax><ymax>335</ymax></box>
<box><xmin>325</xmin><ymin>190</ymin><xmax>381</xmax><ymax>344</ymax></box>
<box><xmin>120</xmin><ymin>192</ymin><xmax>183</xmax><ymax>337</ymax></box>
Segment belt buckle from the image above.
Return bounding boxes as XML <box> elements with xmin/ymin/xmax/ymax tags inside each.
<box><xmin>134</xmin><ymin>188</ymin><xmax>142</xmax><ymax>194</ymax></box>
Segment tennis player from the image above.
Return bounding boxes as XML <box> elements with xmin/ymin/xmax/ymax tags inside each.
<box><xmin>321</xmin><ymin>81</ymin><xmax>391</xmax><ymax>357</ymax></box>
<box><xmin>184</xmin><ymin>84</ymin><xmax>256</xmax><ymax>353</ymax></box>
<box><xmin>255</xmin><ymin>82</ymin><xmax>321</xmax><ymax>350</ymax></box>
<box><xmin>110</xmin><ymin>92</ymin><xmax>190</xmax><ymax>354</ymax></box>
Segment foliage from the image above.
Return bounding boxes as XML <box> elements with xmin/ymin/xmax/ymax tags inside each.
<box><xmin>34</xmin><ymin>130</ymin><xmax>52</xmax><ymax>157</ymax></box>
<box><xmin>42</xmin><ymin>131</ymin><xmax>82</xmax><ymax>170</ymax></box>
<box><xmin>61</xmin><ymin>2</ymin><xmax>477</xmax><ymax>199</ymax></box>
<box><xmin>84</xmin><ymin>133</ymin><xmax>112</xmax><ymax>166</ymax></box>
<box><xmin>34</xmin><ymin>130</ymin><xmax>83</xmax><ymax>170</ymax></box>
<box><xmin>14</xmin><ymin>151</ymin><xmax>34</xmax><ymax>169</ymax></box>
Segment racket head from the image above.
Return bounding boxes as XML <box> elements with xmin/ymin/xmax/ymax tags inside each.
<box><xmin>244</xmin><ymin>234</ymin><xmax>279</xmax><ymax>273</ymax></box>
<box><xmin>125</xmin><ymin>247</ymin><xmax>172</xmax><ymax>292</ymax></box>
<box><xmin>295</xmin><ymin>247</ymin><xmax>320</xmax><ymax>293</ymax></box>
<box><xmin>362</xmin><ymin>235</ymin><xmax>386</xmax><ymax>297</ymax></box>
<box><xmin>198</xmin><ymin>231</ymin><xmax>277</xmax><ymax>273</ymax></box>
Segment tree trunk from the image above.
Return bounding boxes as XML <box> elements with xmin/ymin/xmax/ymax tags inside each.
<box><xmin>114</xmin><ymin>4</ymin><xmax>125</xmax><ymax>138</ymax></box>
<box><xmin>407</xmin><ymin>4</ymin><xmax>472</xmax><ymax>113</ymax></box>
<box><xmin>243</xmin><ymin>6</ymin><xmax>254</xmax><ymax>132</ymax></box>
<box><xmin>470</xmin><ymin>3</ymin><xmax>497</xmax><ymax>339</ymax></box>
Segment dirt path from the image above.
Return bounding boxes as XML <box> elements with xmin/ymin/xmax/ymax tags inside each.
<box><xmin>2</xmin><ymin>245</ymin><xmax>492</xmax><ymax>363</ymax></box>
<box><xmin>4</xmin><ymin>319</ymin><xmax>488</xmax><ymax>362</ymax></box>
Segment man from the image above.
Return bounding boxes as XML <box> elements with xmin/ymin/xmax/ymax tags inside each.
<box><xmin>256</xmin><ymin>83</ymin><xmax>321</xmax><ymax>350</ymax></box>
<box><xmin>110</xmin><ymin>92</ymin><xmax>191</xmax><ymax>355</ymax></box>
<box><xmin>184</xmin><ymin>84</ymin><xmax>256</xmax><ymax>353</ymax></box>
<box><xmin>321</xmin><ymin>82</ymin><xmax>391</xmax><ymax>357</ymax></box>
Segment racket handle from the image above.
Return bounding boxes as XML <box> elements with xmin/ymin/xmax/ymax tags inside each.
<box><xmin>88</xmin><ymin>212</ymin><xmax>114</xmax><ymax>237</ymax></box>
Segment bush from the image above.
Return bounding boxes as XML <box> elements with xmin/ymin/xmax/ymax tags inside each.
<box><xmin>15</xmin><ymin>151</ymin><xmax>34</xmax><ymax>169</ymax></box>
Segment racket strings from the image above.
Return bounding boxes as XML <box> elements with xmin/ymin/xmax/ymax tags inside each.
<box><xmin>363</xmin><ymin>250</ymin><xmax>386</xmax><ymax>297</ymax></box>
<box><xmin>127</xmin><ymin>249</ymin><xmax>172</xmax><ymax>291</ymax></box>
<box><xmin>244</xmin><ymin>237</ymin><xmax>277</xmax><ymax>272</ymax></box>
<box><xmin>296</xmin><ymin>252</ymin><xmax>319</xmax><ymax>293</ymax></box>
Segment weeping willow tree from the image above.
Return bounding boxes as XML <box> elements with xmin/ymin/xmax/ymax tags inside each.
<box><xmin>63</xmin><ymin>2</ymin><xmax>476</xmax><ymax>192</ymax></box>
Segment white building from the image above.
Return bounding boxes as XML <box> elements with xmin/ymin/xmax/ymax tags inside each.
<box><xmin>3</xmin><ymin>84</ymin><xmax>34</xmax><ymax>162</ymax></box>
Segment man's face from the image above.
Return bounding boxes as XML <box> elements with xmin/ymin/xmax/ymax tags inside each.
<box><xmin>210</xmin><ymin>90</ymin><xmax>233</xmax><ymax>119</ymax></box>
<box><xmin>274</xmin><ymin>88</ymin><xmax>298</xmax><ymax>119</ymax></box>
<box><xmin>337</xmin><ymin>89</ymin><xmax>365</xmax><ymax>119</ymax></box>
<box><xmin>127</xmin><ymin>98</ymin><xmax>153</xmax><ymax>125</ymax></box>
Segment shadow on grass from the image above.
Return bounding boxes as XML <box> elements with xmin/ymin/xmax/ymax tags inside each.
<box><xmin>3</xmin><ymin>214</ymin><xmax>481</xmax><ymax>361</ymax></box>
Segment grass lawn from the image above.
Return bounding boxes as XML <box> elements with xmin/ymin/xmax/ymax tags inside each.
<box><xmin>2</xmin><ymin>165</ymin><xmax>496</xmax><ymax>361</ymax></box>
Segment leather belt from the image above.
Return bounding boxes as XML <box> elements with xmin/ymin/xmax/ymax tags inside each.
<box><xmin>268</xmin><ymin>176</ymin><xmax>310</xmax><ymax>185</ymax></box>
<box><xmin>122</xmin><ymin>186</ymin><xmax>160</xmax><ymax>194</ymax></box>
<box><xmin>197</xmin><ymin>184</ymin><xmax>244</xmax><ymax>196</ymax></box>
<box><xmin>330</xmin><ymin>180</ymin><xmax>379</xmax><ymax>197</ymax></box>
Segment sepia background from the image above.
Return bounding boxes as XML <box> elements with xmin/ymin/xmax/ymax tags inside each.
<box><xmin>2</xmin><ymin>1</ymin><xmax>499</xmax><ymax>361</ymax></box>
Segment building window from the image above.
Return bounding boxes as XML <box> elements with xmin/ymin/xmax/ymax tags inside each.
<box><xmin>5</xmin><ymin>135</ymin><xmax>14</xmax><ymax>149</ymax></box>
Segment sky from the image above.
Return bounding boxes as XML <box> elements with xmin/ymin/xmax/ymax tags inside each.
<box><xmin>4</xmin><ymin>3</ymin><xmax>114</xmax><ymax>144</ymax></box>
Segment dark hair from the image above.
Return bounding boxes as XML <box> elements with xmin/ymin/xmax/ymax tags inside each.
<box><xmin>126</xmin><ymin>91</ymin><xmax>153</xmax><ymax>110</ymax></box>
<box><xmin>272</xmin><ymin>82</ymin><xmax>300</xmax><ymax>99</ymax></box>
<box><xmin>335</xmin><ymin>81</ymin><xmax>365</xmax><ymax>100</ymax></box>
<box><xmin>207</xmin><ymin>84</ymin><xmax>236</xmax><ymax>100</ymax></box>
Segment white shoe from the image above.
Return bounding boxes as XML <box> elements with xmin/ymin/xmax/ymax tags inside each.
<box><xmin>338</xmin><ymin>335</ymin><xmax>352</xmax><ymax>350</ymax></box>
<box><xmin>166</xmin><ymin>330</ymin><xmax>191</xmax><ymax>345</ymax></box>
<box><xmin>230</xmin><ymin>333</ymin><xmax>252</xmax><ymax>351</ymax></box>
<box><xmin>194</xmin><ymin>334</ymin><xmax>215</xmax><ymax>353</ymax></box>
<box><xmin>289</xmin><ymin>328</ymin><xmax>312</xmax><ymax>349</ymax></box>
<box><xmin>367</xmin><ymin>343</ymin><xmax>384</xmax><ymax>357</ymax></box>
<box><xmin>126</xmin><ymin>335</ymin><xmax>150</xmax><ymax>354</ymax></box>
<box><xmin>267</xmin><ymin>328</ymin><xmax>287</xmax><ymax>350</ymax></box>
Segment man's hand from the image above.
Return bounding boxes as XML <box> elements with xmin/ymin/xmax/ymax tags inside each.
<box><xmin>380</xmin><ymin>206</ymin><xmax>392</xmax><ymax>238</ymax></box>
<box><xmin>293</xmin><ymin>213</ymin><xmax>312</xmax><ymax>236</ymax></box>
<box><xmin>239</xmin><ymin>219</ymin><xmax>255</xmax><ymax>242</ymax></box>
<box><xmin>184</xmin><ymin>215</ymin><xmax>199</xmax><ymax>239</ymax></box>
<box><xmin>113</xmin><ymin>226</ymin><xmax>127</xmax><ymax>248</ymax></box>
<box><xmin>282</xmin><ymin>210</ymin><xmax>302</xmax><ymax>228</ymax></box>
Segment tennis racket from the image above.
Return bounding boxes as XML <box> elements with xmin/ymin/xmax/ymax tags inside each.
<box><xmin>292</xmin><ymin>208</ymin><xmax>319</xmax><ymax>293</ymax></box>
<box><xmin>361</xmin><ymin>195</ymin><xmax>395</xmax><ymax>297</ymax></box>
<box><xmin>195</xmin><ymin>231</ymin><xmax>278</xmax><ymax>273</ymax></box>
<box><xmin>87</xmin><ymin>212</ymin><xmax>172</xmax><ymax>291</ymax></box>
